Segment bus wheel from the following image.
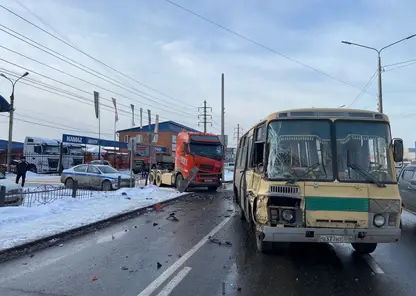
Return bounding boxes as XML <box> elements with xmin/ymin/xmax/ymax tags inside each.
<box><xmin>351</xmin><ymin>243</ymin><xmax>377</xmax><ymax>254</ymax></box>
<box><xmin>256</xmin><ymin>232</ymin><xmax>272</xmax><ymax>253</ymax></box>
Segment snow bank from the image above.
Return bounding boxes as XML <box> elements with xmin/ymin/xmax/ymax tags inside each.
<box><xmin>224</xmin><ymin>170</ymin><xmax>233</xmax><ymax>182</ymax></box>
<box><xmin>0</xmin><ymin>186</ymin><xmax>185</xmax><ymax>251</ymax></box>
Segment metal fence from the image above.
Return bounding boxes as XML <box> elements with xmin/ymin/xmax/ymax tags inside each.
<box><xmin>0</xmin><ymin>175</ymin><xmax>149</xmax><ymax>208</ymax></box>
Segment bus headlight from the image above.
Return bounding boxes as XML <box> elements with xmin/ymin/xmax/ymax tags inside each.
<box><xmin>281</xmin><ymin>209</ymin><xmax>295</xmax><ymax>223</ymax></box>
<box><xmin>373</xmin><ymin>214</ymin><xmax>386</xmax><ymax>227</ymax></box>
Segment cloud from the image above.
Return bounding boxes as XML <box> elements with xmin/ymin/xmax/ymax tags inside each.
<box><xmin>0</xmin><ymin>0</ymin><xmax>415</xmax><ymax>150</ymax></box>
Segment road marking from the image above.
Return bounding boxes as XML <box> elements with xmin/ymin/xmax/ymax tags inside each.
<box><xmin>361</xmin><ymin>254</ymin><xmax>384</xmax><ymax>274</ymax></box>
<box><xmin>155</xmin><ymin>267</ymin><xmax>192</xmax><ymax>296</ymax></box>
<box><xmin>137</xmin><ymin>216</ymin><xmax>232</xmax><ymax>296</ymax></box>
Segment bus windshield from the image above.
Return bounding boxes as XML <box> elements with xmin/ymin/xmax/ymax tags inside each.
<box><xmin>266</xmin><ymin>120</ymin><xmax>333</xmax><ymax>180</ymax></box>
<box><xmin>189</xmin><ymin>142</ymin><xmax>223</xmax><ymax>161</ymax></box>
<box><xmin>336</xmin><ymin>121</ymin><xmax>394</xmax><ymax>182</ymax></box>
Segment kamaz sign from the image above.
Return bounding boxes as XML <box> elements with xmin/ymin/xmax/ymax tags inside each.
<box><xmin>62</xmin><ymin>134</ymin><xmax>127</xmax><ymax>148</ymax></box>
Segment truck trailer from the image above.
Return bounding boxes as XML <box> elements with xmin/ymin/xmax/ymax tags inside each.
<box><xmin>149</xmin><ymin>132</ymin><xmax>224</xmax><ymax>192</ymax></box>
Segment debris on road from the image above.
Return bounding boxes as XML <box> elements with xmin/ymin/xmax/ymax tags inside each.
<box><xmin>153</xmin><ymin>222</ymin><xmax>158</xmax><ymax>226</ymax></box>
<box><xmin>92</xmin><ymin>276</ymin><xmax>98</xmax><ymax>281</ymax></box>
<box><xmin>208</xmin><ymin>236</ymin><xmax>232</xmax><ymax>246</ymax></box>
<box><xmin>166</xmin><ymin>212</ymin><xmax>179</xmax><ymax>221</ymax></box>
<box><xmin>157</xmin><ymin>262</ymin><xmax>162</xmax><ymax>269</ymax></box>
<box><xmin>120</xmin><ymin>266</ymin><xmax>128</xmax><ymax>270</ymax></box>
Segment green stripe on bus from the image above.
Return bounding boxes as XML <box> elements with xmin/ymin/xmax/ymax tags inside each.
<box><xmin>305</xmin><ymin>197</ymin><xmax>369</xmax><ymax>212</ymax></box>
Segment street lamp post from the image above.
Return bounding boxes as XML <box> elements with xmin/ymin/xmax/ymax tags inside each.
<box><xmin>1</xmin><ymin>71</ymin><xmax>29</xmax><ymax>172</ymax></box>
<box><xmin>341</xmin><ymin>34</ymin><xmax>416</xmax><ymax>113</ymax></box>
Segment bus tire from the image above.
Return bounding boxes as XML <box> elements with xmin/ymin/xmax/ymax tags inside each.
<box><xmin>351</xmin><ymin>243</ymin><xmax>377</xmax><ymax>254</ymax></box>
<box><xmin>256</xmin><ymin>232</ymin><xmax>273</xmax><ymax>253</ymax></box>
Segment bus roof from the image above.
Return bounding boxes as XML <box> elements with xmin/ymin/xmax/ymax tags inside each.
<box><xmin>264</xmin><ymin>108</ymin><xmax>390</xmax><ymax>122</ymax></box>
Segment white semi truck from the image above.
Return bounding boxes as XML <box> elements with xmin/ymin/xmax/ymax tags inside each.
<box><xmin>24</xmin><ymin>137</ymin><xmax>84</xmax><ymax>173</ymax></box>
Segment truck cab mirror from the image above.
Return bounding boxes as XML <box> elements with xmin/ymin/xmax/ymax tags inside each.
<box><xmin>392</xmin><ymin>138</ymin><xmax>403</xmax><ymax>163</ymax></box>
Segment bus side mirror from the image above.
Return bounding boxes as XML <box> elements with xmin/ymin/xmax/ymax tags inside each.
<box><xmin>392</xmin><ymin>138</ymin><xmax>403</xmax><ymax>162</ymax></box>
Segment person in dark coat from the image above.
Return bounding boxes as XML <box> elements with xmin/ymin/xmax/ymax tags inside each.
<box><xmin>16</xmin><ymin>156</ymin><xmax>29</xmax><ymax>187</ymax></box>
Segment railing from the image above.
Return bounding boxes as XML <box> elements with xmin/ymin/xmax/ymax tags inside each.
<box><xmin>0</xmin><ymin>174</ymin><xmax>148</xmax><ymax>208</ymax></box>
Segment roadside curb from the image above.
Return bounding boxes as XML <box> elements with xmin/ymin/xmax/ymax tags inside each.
<box><xmin>0</xmin><ymin>193</ymin><xmax>190</xmax><ymax>263</ymax></box>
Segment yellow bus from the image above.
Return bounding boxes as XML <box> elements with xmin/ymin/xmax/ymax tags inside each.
<box><xmin>233</xmin><ymin>108</ymin><xmax>404</xmax><ymax>254</ymax></box>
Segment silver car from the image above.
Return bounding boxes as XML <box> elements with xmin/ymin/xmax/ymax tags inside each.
<box><xmin>60</xmin><ymin>164</ymin><xmax>134</xmax><ymax>191</ymax></box>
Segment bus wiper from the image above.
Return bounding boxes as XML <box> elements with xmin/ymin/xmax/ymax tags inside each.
<box><xmin>347</xmin><ymin>163</ymin><xmax>386</xmax><ymax>188</ymax></box>
<box><xmin>286</xmin><ymin>162</ymin><xmax>321</xmax><ymax>184</ymax></box>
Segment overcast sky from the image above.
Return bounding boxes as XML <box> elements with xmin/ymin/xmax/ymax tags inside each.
<box><xmin>0</xmin><ymin>0</ymin><xmax>415</xmax><ymax>148</ymax></box>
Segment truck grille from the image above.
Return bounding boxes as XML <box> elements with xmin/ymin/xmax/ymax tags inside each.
<box><xmin>48</xmin><ymin>158</ymin><xmax>59</xmax><ymax>168</ymax></box>
<box><xmin>199</xmin><ymin>164</ymin><xmax>213</xmax><ymax>172</ymax></box>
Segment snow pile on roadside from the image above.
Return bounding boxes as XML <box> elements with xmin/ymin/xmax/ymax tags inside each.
<box><xmin>6</xmin><ymin>172</ymin><xmax>59</xmax><ymax>179</ymax></box>
<box><xmin>0</xmin><ymin>186</ymin><xmax>185</xmax><ymax>251</ymax></box>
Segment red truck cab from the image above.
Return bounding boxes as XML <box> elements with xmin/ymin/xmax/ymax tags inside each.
<box><xmin>175</xmin><ymin>132</ymin><xmax>224</xmax><ymax>189</ymax></box>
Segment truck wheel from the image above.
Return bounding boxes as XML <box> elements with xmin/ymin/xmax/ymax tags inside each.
<box><xmin>28</xmin><ymin>165</ymin><xmax>37</xmax><ymax>173</ymax></box>
<box><xmin>256</xmin><ymin>232</ymin><xmax>273</xmax><ymax>253</ymax></box>
<box><xmin>149</xmin><ymin>171</ymin><xmax>156</xmax><ymax>185</ymax></box>
<box><xmin>155</xmin><ymin>171</ymin><xmax>163</xmax><ymax>187</ymax></box>
<box><xmin>175</xmin><ymin>174</ymin><xmax>184</xmax><ymax>189</ymax></box>
<box><xmin>351</xmin><ymin>243</ymin><xmax>377</xmax><ymax>254</ymax></box>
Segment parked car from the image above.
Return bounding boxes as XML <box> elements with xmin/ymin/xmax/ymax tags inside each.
<box><xmin>89</xmin><ymin>160</ymin><xmax>111</xmax><ymax>166</ymax></box>
<box><xmin>0</xmin><ymin>173</ymin><xmax>23</xmax><ymax>206</ymax></box>
<box><xmin>60</xmin><ymin>164</ymin><xmax>135</xmax><ymax>191</ymax></box>
<box><xmin>397</xmin><ymin>163</ymin><xmax>416</xmax><ymax>213</ymax></box>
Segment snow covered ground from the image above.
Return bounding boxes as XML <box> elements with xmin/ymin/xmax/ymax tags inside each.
<box><xmin>223</xmin><ymin>170</ymin><xmax>233</xmax><ymax>182</ymax></box>
<box><xmin>0</xmin><ymin>186</ymin><xmax>186</xmax><ymax>251</ymax></box>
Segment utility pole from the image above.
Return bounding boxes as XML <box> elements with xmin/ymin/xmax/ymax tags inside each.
<box><xmin>1</xmin><ymin>71</ymin><xmax>29</xmax><ymax>172</ymax></box>
<box><xmin>341</xmin><ymin>34</ymin><xmax>416</xmax><ymax>113</ymax></box>
<box><xmin>221</xmin><ymin>73</ymin><xmax>225</xmax><ymax>139</ymax></box>
<box><xmin>198</xmin><ymin>100</ymin><xmax>212</xmax><ymax>133</ymax></box>
<box><xmin>233</xmin><ymin>124</ymin><xmax>243</xmax><ymax>143</ymax></box>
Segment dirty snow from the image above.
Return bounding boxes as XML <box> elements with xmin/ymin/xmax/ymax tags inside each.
<box><xmin>0</xmin><ymin>186</ymin><xmax>186</xmax><ymax>251</ymax></box>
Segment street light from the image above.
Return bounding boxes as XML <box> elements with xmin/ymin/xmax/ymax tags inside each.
<box><xmin>1</xmin><ymin>71</ymin><xmax>29</xmax><ymax>172</ymax></box>
<box><xmin>341</xmin><ymin>34</ymin><xmax>416</xmax><ymax>113</ymax></box>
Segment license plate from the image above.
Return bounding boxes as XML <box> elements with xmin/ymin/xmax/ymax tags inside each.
<box><xmin>204</xmin><ymin>179</ymin><xmax>213</xmax><ymax>182</ymax></box>
<box><xmin>318</xmin><ymin>235</ymin><xmax>353</xmax><ymax>243</ymax></box>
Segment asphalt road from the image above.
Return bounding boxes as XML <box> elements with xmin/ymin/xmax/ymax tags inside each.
<box><xmin>1</xmin><ymin>190</ymin><xmax>416</xmax><ymax>296</ymax></box>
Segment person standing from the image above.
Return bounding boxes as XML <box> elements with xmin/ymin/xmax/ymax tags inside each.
<box><xmin>16</xmin><ymin>156</ymin><xmax>28</xmax><ymax>187</ymax></box>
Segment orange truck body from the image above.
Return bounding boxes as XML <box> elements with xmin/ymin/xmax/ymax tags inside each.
<box><xmin>175</xmin><ymin>131</ymin><xmax>224</xmax><ymax>188</ymax></box>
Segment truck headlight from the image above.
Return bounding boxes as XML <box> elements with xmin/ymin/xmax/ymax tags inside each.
<box><xmin>281</xmin><ymin>209</ymin><xmax>295</xmax><ymax>223</ymax></box>
<box><xmin>373</xmin><ymin>214</ymin><xmax>386</xmax><ymax>227</ymax></box>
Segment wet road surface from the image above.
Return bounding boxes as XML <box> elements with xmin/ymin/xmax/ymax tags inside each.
<box><xmin>0</xmin><ymin>190</ymin><xmax>416</xmax><ymax>296</ymax></box>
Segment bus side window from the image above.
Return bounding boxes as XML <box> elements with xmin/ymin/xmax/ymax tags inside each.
<box><xmin>247</xmin><ymin>136</ymin><xmax>253</xmax><ymax>168</ymax></box>
<box><xmin>253</xmin><ymin>124</ymin><xmax>266</xmax><ymax>170</ymax></box>
<box><xmin>241</xmin><ymin>136</ymin><xmax>248</xmax><ymax>169</ymax></box>
<box><xmin>237</xmin><ymin>137</ymin><xmax>245</xmax><ymax>169</ymax></box>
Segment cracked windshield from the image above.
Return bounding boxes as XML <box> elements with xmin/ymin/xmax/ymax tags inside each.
<box><xmin>0</xmin><ymin>1</ymin><xmax>415</xmax><ymax>296</ymax></box>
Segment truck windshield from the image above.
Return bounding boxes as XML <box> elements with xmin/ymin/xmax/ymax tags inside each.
<box><xmin>189</xmin><ymin>142</ymin><xmax>223</xmax><ymax>161</ymax></box>
<box><xmin>266</xmin><ymin>120</ymin><xmax>333</xmax><ymax>180</ymax></box>
<box><xmin>70</xmin><ymin>148</ymin><xmax>83</xmax><ymax>155</ymax></box>
<box><xmin>336</xmin><ymin>121</ymin><xmax>394</xmax><ymax>183</ymax></box>
<box><xmin>43</xmin><ymin>145</ymin><xmax>60</xmax><ymax>155</ymax></box>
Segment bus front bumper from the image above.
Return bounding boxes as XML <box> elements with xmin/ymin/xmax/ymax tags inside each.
<box><xmin>260</xmin><ymin>226</ymin><xmax>401</xmax><ymax>243</ymax></box>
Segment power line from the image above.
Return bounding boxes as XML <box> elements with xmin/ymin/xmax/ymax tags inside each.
<box><xmin>233</xmin><ymin>124</ymin><xmax>243</xmax><ymax>143</ymax></box>
<box><xmin>0</xmin><ymin>42</ymin><xmax>193</xmax><ymax>117</ymax></box>
<box><xmin>162</xmin><ymin>0</ymin><xmax>376</xmax><ymax>96</ymax></box>
<box><xmin>348</xmin><ymin>70</ymin><xmax>378</xmax><ymax>108</ymax></box>
<box><xmin>384</xmin><ymin>58</ymin><xmax>416</xmax><ymax>68</ymax></box>
<box><xmin>0</xmin><ymin>60</ymin><xmax>197</xmax><ymax>127</ymax></box>
<box><xmin>0</xmin><ymin>24</ymin><xmax>197</xmax><ymax>114</ymax></box>
<box><xmin>384</xmin><ymin>61</ymin><xmax>416</xmax><ymax>72</ymax></box>
<box><xmin>0</xmin><ymin>4</ymin><xmax>200</xmax><ymax>109</ymax></box>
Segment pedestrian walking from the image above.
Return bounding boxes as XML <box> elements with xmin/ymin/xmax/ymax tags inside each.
<box><xmin>16</xmin><ymin>156</ymin><xmax>28</xmax><ymax>187</ymax></box>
